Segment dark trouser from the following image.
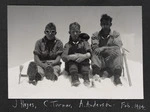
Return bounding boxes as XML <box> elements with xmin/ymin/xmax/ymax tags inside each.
<box><xmin>68</xmin><ymin>62</ymin><xmax>90</xmax><ymax>83</ymax></box>
<box><xmin>65</xmin><ymin>61</ymin><xmax>90</xmax><ymax>77</ymax></box>
<box><xmin>27</xmin><ymin>62</ymin><xmax>41</xmax><ymax>81</ymax></box>
<box><xmin>69</xmin><ymin>63</ymin><xmax>90</xmax><ymax>76</ymax></box>
<box><xmin>91</xmin><ymin>50</ymin><xmax>123</xmax><ymax>77</ymax></box>
<box><xmin>27</xmin><ymin>61</ymin><xmax>60</xmax><ymax>81</ymax></box>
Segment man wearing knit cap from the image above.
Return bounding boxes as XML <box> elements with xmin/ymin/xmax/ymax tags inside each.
<box><xmin>27</xmin><ymin>22</ymin><xmax>63</xmax><ymax>85</ymax></box>
<box><xmin>91</xmin><ymin>14</ymin><xmax>123</xmax><ymax>85</ymax></box>
<box><xmin>62</xmin><ymin>22</ymin><xmax>91</xmax><ymax>87</ymax></box>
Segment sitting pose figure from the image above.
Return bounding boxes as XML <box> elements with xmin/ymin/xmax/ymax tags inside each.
<box><xmin>62</xmin><ymin>22</ymin><xmax>91</xmax><ymax>87</ymax></box>
<box><xmin>91</xmin><ymin>14</ymin><xmax>123</xmax><ymax>85</ymax></box>
<box><xmin>27</xmin><ymin>22</ymin><xmax>63</xmax><ymax>85</ymax></box>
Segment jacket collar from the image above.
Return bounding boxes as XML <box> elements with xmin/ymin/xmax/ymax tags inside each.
<box><xmin>99</xmin><ymin>29</ymin><xmax>112</xmax><ymax>40</ymax></box>
<box><xmin>42</xmin><ymin>36</ymin><xmax>57</xmax><ymax>43</ymax></box>
<box><xmin>69</xmin><ymin>36</ymin><xmax>80</xmax><ymax>45</ymax></box>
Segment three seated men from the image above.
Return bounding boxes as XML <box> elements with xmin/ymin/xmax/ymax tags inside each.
<box><xmin>27</xmin><ymin>14</ymin><xmax>123</xmax><ymax>86</ymax></box>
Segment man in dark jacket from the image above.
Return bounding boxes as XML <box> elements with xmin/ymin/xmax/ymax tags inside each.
<box><xmin>61</xmin><ymin>22</ymin><xmax>91</xmax><ymax>87</ymax></box>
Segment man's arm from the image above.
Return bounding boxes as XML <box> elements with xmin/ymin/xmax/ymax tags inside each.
<box><xmin>33</xmin><ymin>40</ymin><xmax>49</xmax><ymax>69</ymax></box>
<box><xmin>49</xmin><ymin>40</ymin><xmax>63</xmax><ymax>66</ymax></box>
<box><xmin>61</xmin><ymin>43</ymin><xmax>69</xmax><ymax>62</ymax></box>
<box><xmin>91</xmin><ymin>32</ymin><xmax>99</xmax><ymax>51</ymax></box>
<box><xmin>93</xmin><ymin>31</ymin><xmax>123</xmax><ymax>55</ymax></box>
<box><xmin>75</xmin><ymin>52</ymin><xmax>91</xmax><ymax>63</ymax></box>
<box><xmin>34</xmin><ymin>55</ymin><xmax>48</xmax><ymax>69</ymax></box>
<box><xmin>91</xmin><ymin>33</ymin><xmax>104</xmax><ymax>55</ymax></box>
<box><xmin>61</xmin><ymin>43</ymin><xmax>78</xmax><ymax>62</ymax></box>
<box><xmin>99</xmin><ymin>46</ymin><xmax>119</xmax><ymax>50</ymax></box>
<box><xmin>47</xmin><ymin>55</ymin><xmax>61</xmax><ymax>66</ymax></box>
<box><xmin>111</xmin><ymin>30</ymin><xmax>123</xmax><ymax>48</ymax></box>
<box><xmin>75</xmin><ymin>41</ymin><xmax>91</xmax><ymax>63</ymax></box>
<box><xmin>104</xmin><ymin>32</ymin><xmax>123</xmax><ymax>60</ymax></box>
<box><xmin>104</xmin><ymin>31</ymin><xmax>123</xmax><ymax>52</ymax></box>
<box><xmin>91</xmin><ymin>32</ymin><xmax>106</xmax><ymax>54</ymax></box>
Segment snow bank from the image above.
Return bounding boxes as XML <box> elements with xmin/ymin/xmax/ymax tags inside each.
<box><xmin>8</xmin><ymin>59</ymin><xmax>143</xmax><ymax>99</ymax></box>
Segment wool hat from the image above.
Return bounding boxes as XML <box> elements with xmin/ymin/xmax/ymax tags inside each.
<box><xmin>45</xmin><ymin>22</ymin><xmax>56</xmax><ymax>31</ymax></box>
<box><xmin>69</xmin><ymin>22</ymin><xmax>80</xmax><ymax>31</ymax></box>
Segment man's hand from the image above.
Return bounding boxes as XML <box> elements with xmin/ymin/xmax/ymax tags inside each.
<box><xmin>94</xmin><ymin>48</ymin><xmax>101</xmax><ymax>55</ymax></box>
<box><xmin>42</xmin><ymin>62</ymin><xmax>51</xmax><ymax>69</ymax></box>
<box><xmin>46</xmin><ymin>60</ymin><xmax>54</xmax><ymax>65</ymax></box>
<box><xmin>75</xmin><ymin>53</ymin><xmax>90</xmax><ymax>63</ymax></box>
<box><xmin>75</xmin><ymin>54</ymin><xmax>86</xmax><ymax>63</ymax></box>
<box><xmin>68</xmin><ymin>53</ymin><xmax>90</xmax><ymax>63</ymax></box>
<box><xmin>94</xmin><ymin>47</ymin><xmax>108</xmax><ymax>55</ymax></box>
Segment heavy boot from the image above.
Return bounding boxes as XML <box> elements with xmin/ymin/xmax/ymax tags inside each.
<box><xmin>35</xmin><ymin>73</ymin><xmax>42</xmax><ymax>81</ymax></box>
<box><xmin>27</xmin><ymin>62</ymin><xmax>40</xmax><ymax>85</ymax></box>
<box><xmin>113</xmin><ymin>69</ymin><xmax>122</xmax><ymax>85</ymax></box>
<box><xmin>71</xmin><ymin>73</ymin><xmax>80</xmax><ymax>87</ymax></box>
<box><xmin>92</xmin><ymin>65</ymin><xmax>103</xmax><ymax>77</ymax></box>
<box><xmin>105</xmin><ymin>67</ymin><xmax>113</xmax><ymax>78</ymax></box>
<box><xmin>83</xmin><ymin>73</ymin><xmax>90</xmax><ymax>87</ymax></box>
<box><xmin>45</xmin><ymin>66</ymin><xmax>57</xmax><ymax>81</ymax></box>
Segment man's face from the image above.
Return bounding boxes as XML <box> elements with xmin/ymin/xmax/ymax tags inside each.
<box><xmin>100</xmin><ymin>20</ymin><xmax>112</xmax><ymax>30</ymax></box>
<box><xmin>45</xmin><ymin>28</ymin><xmax>56</xmax><ymax>40</ymax></box>
<box><xmin>69</xmin><ymin>29</ymin><xmax>81</xmax><ymax>42</ymax></box>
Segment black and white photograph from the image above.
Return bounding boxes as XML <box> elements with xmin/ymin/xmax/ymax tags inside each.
<box><xmin>8</xmin><ymin>6</ymin><xmax>143</xmax><ymax>99</ymax></box>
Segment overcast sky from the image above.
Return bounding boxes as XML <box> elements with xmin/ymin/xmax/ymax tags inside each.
<box><xmin>8</xmin><ymin>6</ymin><xmax>142</xmax><ymax>68</ymax></box>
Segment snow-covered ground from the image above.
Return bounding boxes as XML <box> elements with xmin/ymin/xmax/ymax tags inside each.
<box><xmin>8</xmin><ymin>59</ymin><xmax>143</xmax><ymax>99</ymax></box>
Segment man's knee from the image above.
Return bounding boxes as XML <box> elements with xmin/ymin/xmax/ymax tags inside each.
<box><xmin>114</xmin><ymin>55</ymin><xmax>123</xmax><ymax>65</ymax></box>
<box><xmin>69</xmin><ymin>64</ymin><xmax>78</xmax><ymax>74</ymax></box>
<box><xmin>27</xmin><ymin>61</ymin><xmax>42</xmax><ymax>81</ymax></box>
<box><xmin>114</xmin><ymin>66</ymin><xmax>122</xmax><ymax>77</ymax></box>
<box><xmin>92</xmin><ymin>64</ymin><xmax>101</xmax><ymax>75</ymax></box>
<box><xmin>81</xmin><ymin>66</ymin><xmax>90</xmax><ymax>75</ymax></box>
<box><xmin>27</xmin><ymin>61</ymin><xmax>37</xmax><ymax>77</ymax></box>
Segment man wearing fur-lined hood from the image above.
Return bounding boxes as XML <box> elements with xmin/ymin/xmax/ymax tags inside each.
<box><xmin>91</xmin><ymin>14</ymin><xmax>123</xmax><ymax>85</ymax></box>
